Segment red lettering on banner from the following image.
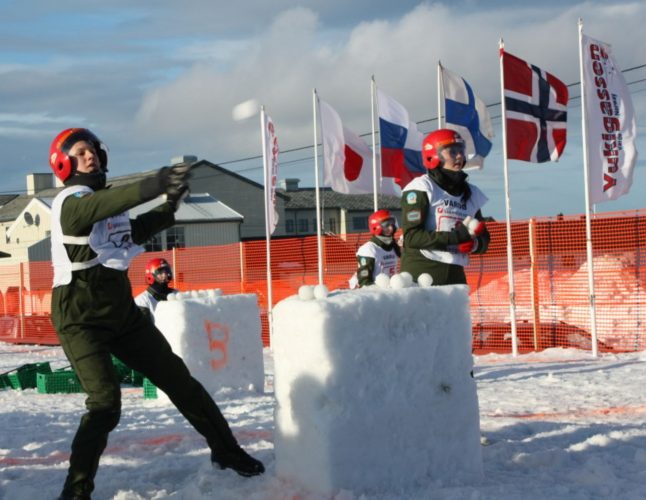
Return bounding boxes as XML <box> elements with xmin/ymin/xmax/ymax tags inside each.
<box><xmin>204</xmin><ymin>320</ymin><xmax>230</xmax><ymax>371</ymax></box>
<box><xmin>590</xmin><ymin>44</ymin><xmax>601</xmax><ymax>61</ymax></box>
<box><xmin>606</xmin><ymin>156</ymin><xmax>619</xmax><ymax>174</ymax></box>
<box><xmin>596</xmin><ymin>88</ymin><xmax>609</xmax><ymax>101</ymax></box>
<box><xmin>603</xmin><ymin>173</ymin><xmax>617</xmax><ymax>191</ymax></box>
<box><xmin>589</xmin><ymin>40</ymin><xmax>619</xmax><ymax>194</ymax></box>
<box><xmin>599</xmin><ymin>101</ymin><xmax>613</xmax><ymax>116</ymax></box>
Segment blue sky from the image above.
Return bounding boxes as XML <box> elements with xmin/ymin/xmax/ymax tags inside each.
<box><xmin>1</xmin><ymin>0</ymin><xmax>644</xmax><ymax>221</ymax></box>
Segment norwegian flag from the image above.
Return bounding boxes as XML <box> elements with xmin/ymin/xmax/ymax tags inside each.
<box><xmin>502</xmin><ymin>49</ymin><xmax>569</xmax><ymax>162</ymax></box>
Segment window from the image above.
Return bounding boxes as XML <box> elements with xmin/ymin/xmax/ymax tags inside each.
<box><xmin>167</xmin><ymin>226</ymin><xmax>185</xmax><ymax>249</ymax></box>
<box><xmin>298</xmin><ymin>219</ymin><xmax>309</xmax><ymax>233</ymax></box>
<box><xmin>286</xmin><ymin>220</ymin><xmax>295</xmax><ymax>233</ymax></box>
<box><xmin>352</xmin><ymin>217</ymin><xmax>368</xmax><ymax>231</ymax></box>
<box><xmin>144</xmin><ymin>233</ymin><xmax>163</xmax><ymax>252</ymax></box>
<box><xmin>328</xmin><ymin>218</ymin><xmax>337</xmax><ymax>233</ymax></box>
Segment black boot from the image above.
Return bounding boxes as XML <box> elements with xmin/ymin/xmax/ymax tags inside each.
<box><xmin>211</xmin><ymin>448</ymin><xmax>265</xmax><ymax>477</ymax></box>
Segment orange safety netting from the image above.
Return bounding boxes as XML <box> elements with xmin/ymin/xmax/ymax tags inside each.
<box><xmin>1</xmin><ymin>208</ymin><xmax>644</xmax><ymax>354</ymax></box>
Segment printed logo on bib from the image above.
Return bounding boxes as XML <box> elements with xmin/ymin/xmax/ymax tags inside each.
<box><xmin>73</xmin><ymin>191</ymin><xmax>91</xmax><ymax>198</ymax></box>
<box><xmin>360</xmin><ymin>258</ymin><xmax>367</xmax><ymax>265</ymax></box>
<box><xmin>105</xmin><ymin>216</ymin><xmax>134</xmax><ymax>249</ymax></box>
<box><xmin>406</xmin><ymin>192</ymin><xmax>417</xmax><ymax>204</ymax></box>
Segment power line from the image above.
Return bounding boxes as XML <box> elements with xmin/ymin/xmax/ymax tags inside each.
<box><xmin>4</xmin><ymin>65</ymin><xmax>645</xmax><ymax>196</ymax></box>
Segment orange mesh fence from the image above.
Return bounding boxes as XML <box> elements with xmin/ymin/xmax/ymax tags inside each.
<box><xmin>1</xmin><ymin>209</ymin><xmax>644</xmax><ymax>353</ymax></box>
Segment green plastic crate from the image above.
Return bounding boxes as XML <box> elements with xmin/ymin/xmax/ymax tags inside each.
<box><xmin>131</xmin><ymin>369</ymin><xmax>145</xmax><ymax>387</ymax></box>
<box><xmin>111</xmin><ymin>355</ymin><xmax>132</xmax><ymax>383</ymax></box>
<box><xmin>8</xmin><ymin>362</ymin><xmax>52</xmax><ymax>390</ymax></box>
<box><xmin>110</xmin><ymin>355</ymin><xmax>145</xmax><ymax>386</ymax></box>
<box><xmin>143</xmin><ymin>378</ymin><xmax>158</xmax><ymax>399</ymax></box>
<box><xmin>37</xmin><ymin>370</ymin><xmax>83</xmax><ymax>394</ymax></box>
<box><xmin>0</xmin><ymin>373</ymin><xmax>11</xmax><ymax>390</ymax></box>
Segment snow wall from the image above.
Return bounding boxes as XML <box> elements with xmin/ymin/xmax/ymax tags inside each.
<box><xmin>273</xmin><ymin>284</ymin><xmax>483</xmax><ymax>495</ymax></box>
<box><xmin>154</xmin><ymin>291</ymin><xmax>264</xmax><ymax>394</ymax></box>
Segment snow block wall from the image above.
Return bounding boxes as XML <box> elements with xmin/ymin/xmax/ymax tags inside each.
<box><xmin>273</xmin><ymin>285</ymin><xmax>483</xmax><ymax>495</ymax></box>
<box><xmin>154</xmin><ymin>292</ymin><xmax>264</xmax><ymax>393</ymax></box>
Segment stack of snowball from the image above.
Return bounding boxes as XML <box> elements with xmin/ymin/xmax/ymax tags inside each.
<box><xmin>297</xmin><ymin>272</ymin><xmax>433</xmax><ymax>300</ymax></box>
<box><xmin>166</xmin><ymin>288</ymin><xmax>223</xmax><ymax>301</ymax></box>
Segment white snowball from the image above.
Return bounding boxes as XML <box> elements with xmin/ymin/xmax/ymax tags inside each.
<box><xmin>418</xmin><ymin>273</ymin><xmax>434</xmax><ymax>287</ymax></box>
<box><xmin>191</xmin><ymin>290</ymin><xmax>200</xmax><ymax>298</ymax></box>
<box><xmin>313</xmin><ymin>284</ymin><xmax>329</xmax><ymax>299</ymax></box>
<box><xmin>399</xmin><ymin>272</ymin><xmax>413</xmax><ymax>287</ymax></box>
<box><xmin>175</xmin><ymin>292</ymin><xmax>184</xmax><ymax>301</ymax></box>
<box><xmin>390</xmin><ymin>274</ymin><xmax>406</xmax><ymax>290</ymax></box>
<box><xmin>375</xmin><ymin>273</ymin><xmax>391</xmax><ymax>289</ymax></box>
<box><xmin>206</xmin><ymin>289</ymin><xmax>217</xmax><ymax>299</ymax></box>
<box><xmin>298</xmin><ymin>285</ymin><xmax>315</xmax><ymax>301</ymax></box>
<box><xmin>232</xmin><ymin>98</ymin><xmax>260</xmax><ymax>121</ymax></box>
<box><xmin>167</xmin><ymin>293</ymin><xmax>177</xmax><ymax>301</ymax></box>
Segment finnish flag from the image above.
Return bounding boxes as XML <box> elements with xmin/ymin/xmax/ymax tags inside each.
<box><xmin>441</xmin><ymin>65</ymin><xmax>494</xmax><ymax>169</ymax></box>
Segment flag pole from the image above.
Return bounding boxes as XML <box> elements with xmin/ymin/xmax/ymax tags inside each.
<box><xmin>499</xmin><ymin>39</ymin><xmax>519</xmax><ymax>356</ymax></box>
<box><xmin>370</xmin><ymin>75</ymin><xmax>379</xmax><ymax>212</ymax></box>
<box><xmin>437</xmin><ymin>61</ymin><xmax>444</xmax><ymax>128</ymax></box>
<box><xmin>577</xmin><ymin>18</ymin><xmax>599</xmax><ymax>357</ymax></box>
<box><xmin>312</xmin><ymin>88</ymin><xmax>324</xmax><ymax>285</ymax></box>
<box><xmin>260</xmin><ymin>105</ymin><xmax>274</xmax><ymax>348</ymax></box>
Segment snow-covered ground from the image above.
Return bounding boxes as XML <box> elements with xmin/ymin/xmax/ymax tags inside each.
<box><xmin>1</xmin><ymin>343</ymin><xmax>645</xmax><ymax>500</ymax></box>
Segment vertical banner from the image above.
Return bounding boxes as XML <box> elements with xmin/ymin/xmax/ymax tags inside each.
<box><xmin>581</xmin><ymin>34</ymin><xmax>638</xmax><ymax>204</ymax></box>
<box><xmin>262</xmin><ymin>110</ymin><xmax>279</xmax><ymax>233</ymax></box>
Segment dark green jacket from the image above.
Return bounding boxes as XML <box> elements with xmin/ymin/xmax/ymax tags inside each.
<box><xmin>52</xmin><ymin>181</ymin><xmax>175</xmax><ymax>332</ymax></box>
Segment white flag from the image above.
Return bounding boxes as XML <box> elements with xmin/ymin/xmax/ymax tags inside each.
<box><xmin>319</xmin><ymin>98</ymin><xmax>398</xmax><ymax>195</ymax></box>
<box><xmin>261</xmin><ymin>110</ymin><xmax>279</xmax><ymax>233</ymax></box>
<box><xmin>582</xmin><ymin>34</ymin><xmax>638</xmax><ymax>204</ymax></box>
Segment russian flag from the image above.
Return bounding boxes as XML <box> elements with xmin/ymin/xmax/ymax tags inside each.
<box><xmin>377</xmin><ymin>88</ymin><xmax>426</xmax><ymax>189</ymax></box>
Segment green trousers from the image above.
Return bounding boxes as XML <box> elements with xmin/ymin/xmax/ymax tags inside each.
<box><xmin>52</xmin><ymin>268</ymin><xmax>239</xmax><ymax>497</ymax></box>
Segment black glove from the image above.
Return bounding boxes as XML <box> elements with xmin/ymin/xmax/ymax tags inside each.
<box><xmin>471</xmin><ymin>231</ymin><xmax>490</xmax><ymax>255</ymax></box>
<box><xmin>140</xmin><ymin>163</ymin><xmax>192</xmax><ymax>200</ymax></box>
<box><xmin>449</xmin><ymin>222</ymin><xmax>473</xmax><ymax>244</ymax></box>
<box><xmin>166</xmin><ymin>184</ymin><xmax>189</xmax><ymax>212</ymax></box>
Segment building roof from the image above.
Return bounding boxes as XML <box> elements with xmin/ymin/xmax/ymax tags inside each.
<box><xmin>0</xmin><ymin>194</ymin><xmax>19</xmax><ymax>207</ymax></box>
<box><xmin>130</xmin><ymin>193</ymin><xmax>244</xmax><ymax>222</ymax></box>
<box><xmin>190</xmin><ymin>160</ymin><xmax>289</xmax><ymax>200</ymax></box>
<box><xmin>6</xmin><ymin>197</ymin><xmax>52</xmax><ymax>238</ymax></box>
<box><xmin>282</xmin><ymin>187</ymin><xmax>401</xmax><ymax>211</ymax></box>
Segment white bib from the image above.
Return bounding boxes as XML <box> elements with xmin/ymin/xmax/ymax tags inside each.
<box><xmin>51</xmin><ymin>186</ymin><xmax>145</xmax><ymax>287</ymax></box>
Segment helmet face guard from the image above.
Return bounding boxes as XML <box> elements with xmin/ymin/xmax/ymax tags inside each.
<box><xmin>49</xmin><ymin>128</ymin><xmax>109</xmax><ymax>182</ymax></box>
<box><xmin>422</xmin><ymin>129</ymin><xmax>466</xmax><ymax>170</ymax></box>
<box><xmin>368</xmin><ymin>209</ymin><xmax>397</xmax><ymax>236</ymax></box>
<box><xmin>145</xmin><ymin>258</ymin><xmax>173</xmax><ymax>285</ymax></box>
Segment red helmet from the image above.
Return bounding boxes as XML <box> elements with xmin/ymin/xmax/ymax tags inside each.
<box><xmin>49</xmin><ymin>128</ymin><xmax>108</xmax><ymax>182</ymax></box>
<box><xmin>421</xmin><ymin>129</ymin><xmax>466</xmax><ymax>169</ymax></box>
<box><xmin>145</xmin><ymin>258</ymin><xmax>173</xmax><ymax>285</ymax></box>
<box><xmin>368</xmin><ymin>209</ymin><xmax>397</xmax><ymax>236</ymax></box>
